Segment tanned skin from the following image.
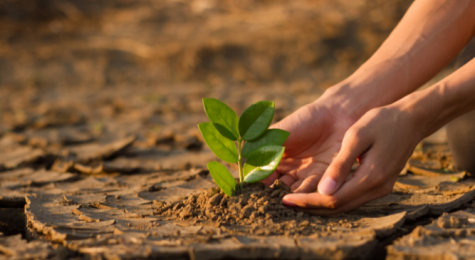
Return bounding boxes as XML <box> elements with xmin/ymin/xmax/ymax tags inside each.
<box><xmin>262</xmin><ymin>0</ymin><xmax>475</xmax><ymax>215</ymax></box>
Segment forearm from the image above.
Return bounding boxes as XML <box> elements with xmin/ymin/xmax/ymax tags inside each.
<box><xmin>393</xmin><ymin>56</ymin><xmax>475</xmax><ymax>139</ymax></box>
<box><xmin>322</xmin><ymin>0</ymin><xmax>475</xmax><ymax>118</ymax></box>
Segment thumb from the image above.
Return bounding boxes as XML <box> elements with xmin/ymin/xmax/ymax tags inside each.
<box><xmin>318</xmin><ymin>129</ymin><xmax>371</xmax><ymax>195</ymax></box>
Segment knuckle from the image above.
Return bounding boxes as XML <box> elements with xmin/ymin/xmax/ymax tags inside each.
<box><xmin>369</xmin><ymin>107</ymin><xmax>386</xmax><ymax>117</ymax></box>
<box><xmin>345</xmin><ymin>127</ymin><xmax>361</xmax><ymax>141</ymax></box>
<box><xmin>345</xmin><ymin>126</ymin><xmax>369</xmax><ymax>145</ymax></box>
<box><xmin>329</xmin><ymin>162</ymin><xmax>345</xmax><ymax>175</ymax></box>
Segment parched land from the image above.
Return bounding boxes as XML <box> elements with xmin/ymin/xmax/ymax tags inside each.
<box><xmin>2</xmin><ymin>1</ymin><xmax>474</xmax><ymax>259</ymax></box>
<box><xmin>1</xmin><ymin>85</ymin><xmax>474</xmax><ymax>260</ymax></box>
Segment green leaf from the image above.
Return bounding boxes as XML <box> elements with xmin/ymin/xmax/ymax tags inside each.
<box><xmin>198</xmin><ymin>122</ymin><xmax>238</xmax><ymax>163</ymax></box>
<box><xmin>239</xmin><ymin>101</ymin><xmax>275</xmax><ymax>141</ymax></box>
<box><xmin>242</xmin><ymin>129</ymin><xmax>289</xmax><ymax>158</ymax></box>
<box><xmin>243</xmin><ymin>145</ymin><xmax>285</xmax><ymax>183</ymax></box>
<box><xmin>203</xmin><ymin>98</ymin><xmax>239</xmax><ymax>141</ymax></box>
<box><xmin>207</xmin><ymin>161</ymin><xmax>237</xmax><ymax>197</ymax></box>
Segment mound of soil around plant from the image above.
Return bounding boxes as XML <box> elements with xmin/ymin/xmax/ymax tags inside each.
<box><xmin>155</xmin><ymin>180</ymin><xmax>361</xmax><ymax>237</ymax></box>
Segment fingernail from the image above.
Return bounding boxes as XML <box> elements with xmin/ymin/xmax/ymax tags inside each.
<box><xmin>282</xmin><ymin>195</ymin><xmax>297</xmax><ymax>207</ymax></box>
<box><xmin>318</xmin><ymin>177</ymin><xmax>337</xmax><ymax>195</ymax></box>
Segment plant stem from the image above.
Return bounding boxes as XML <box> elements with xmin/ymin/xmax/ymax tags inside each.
<box><xmin>237</xmin><ymin>138</ymin><xmax>244</xmax><ymax>191</ymax></box>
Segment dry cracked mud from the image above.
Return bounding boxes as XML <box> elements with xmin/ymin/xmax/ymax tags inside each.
<box><xmin>0</xmin><ymin>137</ymin><xmax>471</xmax><ymax>260</ymax></box>
<box><xmin>1</xmin><ymin>83</ymin><xmax>474</xmax><ymax>260</ymax></box>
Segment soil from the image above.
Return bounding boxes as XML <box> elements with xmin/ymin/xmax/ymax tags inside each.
<box><xmin>388</xmin><ymin>208</ymin><xmax>475</xmax><ymax>260</ymax></box>
<box><xmin>155</xmin><ymin>180</ymin><xmax>376</xmax><ymax>237</ymax></box>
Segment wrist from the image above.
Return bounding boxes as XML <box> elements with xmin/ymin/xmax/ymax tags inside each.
<box><xmin>387</xmin><ymin>92</ymin><xmax>432</xmax><ymax>141</ymax></box>
<box><xmin>389</xmin><ymin>85</ymin><xmax>450</xmax><ymax>140</ymax></box>
<box><xmin>318</xmin><ymin>47</ymin><xmax>427</xmax><ymax>120</ymax></box>
<box><xmin>318</xmin><ymin>69</ymin><xmax>399</xmax><ymax>120</ymax></box>
<box><xmin>317</xmin><ymin>80</ymin><xmax>361</xmax><ymax>120</ymax></box>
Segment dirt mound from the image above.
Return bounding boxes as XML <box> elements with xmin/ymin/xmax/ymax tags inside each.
<box><xmin>155</xmin><ymin>180</ymin><xmax>360</xmax><ymax>237</ymax></box>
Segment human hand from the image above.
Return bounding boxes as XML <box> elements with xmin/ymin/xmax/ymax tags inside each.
<box><xmin>262</xmin><ymin>95</ymin><xmax>357</xmax><ymax>193</ymax></box>
<box><xmin>281</xmin><ymin>105</ymin><xmax>423</xmax><ymax>215</ymax></box>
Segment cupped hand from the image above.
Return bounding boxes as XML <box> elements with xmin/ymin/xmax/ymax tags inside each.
<box><xmin>262</xmin><ymin>96</ymin><xmax>357</xmax><ymax>193</ymax></box>
<box><xmin>282</xmin><ymin>105</ymin><xmax>423</xmax><ymax>215</ymax></box>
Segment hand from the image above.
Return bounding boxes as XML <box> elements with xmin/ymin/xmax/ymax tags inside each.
<box><xmin>262</xmin><ymin>95</ymin><xmax>357</xmax><ymax>193</ymax></box>
<box><xmin>282</xmin><ymin>105</ymin><xmax>423</xmax><ymax>215</ymax></box>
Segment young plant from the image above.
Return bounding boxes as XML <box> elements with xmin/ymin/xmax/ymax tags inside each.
<box><xmin>198</xmin><ymin>98</ymin><xmax>289</xmax><ymax>196</ymax></box>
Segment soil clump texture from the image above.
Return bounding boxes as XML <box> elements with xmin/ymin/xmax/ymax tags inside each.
<box><xmin>157</xmin><ymin>179</ymin><xmax>364</xmax><ymax>237</ymax></box>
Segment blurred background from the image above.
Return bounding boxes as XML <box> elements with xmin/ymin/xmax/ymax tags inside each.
<box><xmin>0</xmin><ymin>0</ymin><xmax>414</xmax><ymax>89</ymax></box>
<box><xmin>0</xmin><ymin>0</ymin><xmax>417</xmax><ymax>147</ymax></box>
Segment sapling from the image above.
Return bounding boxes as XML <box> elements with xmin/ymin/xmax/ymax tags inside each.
<box><xmin>198</xmin><ymin>98</ymin><xmax>289</xmax><ymax>196</ymax></box>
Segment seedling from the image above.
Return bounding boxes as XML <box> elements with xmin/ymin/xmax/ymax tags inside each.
<box><xmin>198</xmin><ymin>98</ymin><xmax>289</xmax><ymax>196</ymax></box>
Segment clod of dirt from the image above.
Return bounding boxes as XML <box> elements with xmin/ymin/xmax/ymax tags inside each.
<box><xmin>388</xmin><ymin>209</ymin><xmax>475</xmax><ymax>260</ymax></box>
<box><xmin>208</xmin><ymin>193</ymin><xmax>223</xmax><ymax>206</ymax></box>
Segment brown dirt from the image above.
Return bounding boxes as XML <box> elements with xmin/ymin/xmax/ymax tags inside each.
<box><xmin>155</xmin><ymin>180</ymin><xmax>370</xmax><ymax>237</ymax></box>
<box><xmin>387</xmin><ymin>208</ymin><xmax>475</xmax><ymax>260</ymax></box>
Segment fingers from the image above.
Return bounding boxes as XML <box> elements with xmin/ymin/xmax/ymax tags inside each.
<box><xmin>283</xmin><ymin>145</ymin><xmax>386</xmax><ymax>209</ymax></box>
<box><xmin>279</xmin><ymin>175</ymin><xmax>297</xmax><ymax>187</ymax></box>
<box><xmin>277</xmin><ymin>159</ymin><xmax>328</xmax><ymax>192</ymax></box>
<box><xmin>295</xmin><ymin>183</ymin><xmax>393</xmax><ymax>216</ymax></box>
<box><xmin>283</xmin><ymin>170</ymin><xmax>395</xmax><ymax>214</ymax></box>
<box><xmin>292</xmin><ymin>175</ymin><xmax>320</xmax><ymax>193</ymax></box>
<box><xmin>292</xmin><ymin>162</ymin><xmax>328</xmax><ymax>192</ymax></box>
<box><xmin>317</xmin><ymin>127</ymin><xmax>372</xmax><ymax>195</ymax></box>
